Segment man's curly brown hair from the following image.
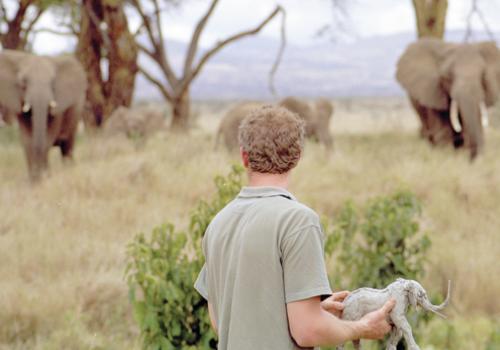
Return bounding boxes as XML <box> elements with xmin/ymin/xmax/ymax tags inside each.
<box><xmin>238</xmin><ymin>105</ymin><xmax>305</xmax><ymax>174</ymax></box>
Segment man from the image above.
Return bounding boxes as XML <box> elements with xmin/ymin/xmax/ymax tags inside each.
<box><xmin>195</xmin><ymin>105</ymin><xmax>395</xmax><ymax>349</ymax></box>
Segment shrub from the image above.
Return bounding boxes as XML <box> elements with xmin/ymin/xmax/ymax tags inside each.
<box><xmin>325</xmin><ymin>190</ymin><xmax>431</xmax><ymax>290</ymax></box>
<box><xmin>125</xmin><ymin>165</ymin><xmax>244</xmax><ymax>350</ymax></box>
<box><xmin>323</xmin><ymin>190</ymin><xmax>431</xmax><ymax>350</ymax></box>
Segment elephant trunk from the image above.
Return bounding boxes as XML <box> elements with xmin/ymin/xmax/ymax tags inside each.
<box><xmin>454</xmin><ymin>87</ymin><xmax>485</xmax><ymax>160</ymax></box>
<box><xmin>420</xmin><ymin>280</ymin><xmax>451</xmax><ymax>318</ymax></box>
<box><xmin>30</xmin><ymin>98</ymin><xmax>49</xmax><ymax>181</ymax></box>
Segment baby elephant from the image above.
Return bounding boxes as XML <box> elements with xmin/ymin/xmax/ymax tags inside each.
<box><xmin>337</xmin><ymin>278</ymin><xmax>451</xmax><ymax>350</ymax></box>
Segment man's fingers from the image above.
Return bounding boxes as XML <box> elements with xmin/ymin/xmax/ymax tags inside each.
<box><xmin>381</xmin><ymin>298</ymin><xmax>396</xmax><ymax>314</ymax></box>
<box><xmin>332</xmin><ymin>290</ymin><xmax>350</xmax><ymax>301</ymax></box>
<box><xmin>322</xmin><ymin>300</ymin><xmax>344</xmax><ymax>310</ymax></box>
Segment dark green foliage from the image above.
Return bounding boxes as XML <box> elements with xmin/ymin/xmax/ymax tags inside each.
<box><xmin>126</xmin><ymin>165</ymin><xmax>244</xmax><ymax>350</ymax></box>
<box><xmin>325</xmin><ymin>190</ymin><xmax>431</xmax><ymax>290</ymax></box>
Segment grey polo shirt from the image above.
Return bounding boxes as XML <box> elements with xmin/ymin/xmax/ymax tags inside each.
<box><xmin>195</xmin><ymin>186</ymin><xmax>332</xmax><ymax>350</ymax></box>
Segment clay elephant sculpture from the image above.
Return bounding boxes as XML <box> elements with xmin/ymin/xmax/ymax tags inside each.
<box><xmin>0</xmin><ymin>50</ymin><xmax>87</xmax><ymax>181</ymax></box>
<box><xmin>396</xmin><ymin>38</ymin><xmax>500</xmax><ymax>160</ymax></box>
<box><xmin>103</xmin><ymin>105</ymin><xmax>167</xmax><ymax>139</ymax></box>
<box><xmin>216</xmin><ymin>97</ymin><xmax>334</xmax><ymax>151</ymax></box>
<box><xmin>337</xmin><ymin>278</ymin><xmax>451</xmax><ymax>350</ymax></box>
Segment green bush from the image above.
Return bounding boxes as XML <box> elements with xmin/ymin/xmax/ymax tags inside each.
<box><xmin>125</xmin><ymin>165</ymin><xmax>244</xmax><ymax>350</ymax></box>
<box><xmin>325</xmin><ymin>190</ymin><xmax>431</xmax><ymax>290</ymax></box>
<box><xmin>323</xmin><ymin>190</ymin><xmax>431</xmax><ymax>350</ymax></box>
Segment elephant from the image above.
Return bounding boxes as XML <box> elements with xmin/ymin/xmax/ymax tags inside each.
<box><xmin>103</xmin><ymin>105</ymin><xmax>167</xmax><ymax>140</ymax></box>
<box><xmin>215</xmin><ymin>97</ymin><xmax>334</xmax><ymax>151</ymax></box>
<box><xmin>0</xmin><ymin>50</ymin><xmax>87</xmax><ymax>181</ymax></box>
<box><xmin>396</xmin><ymin>38</ymin><xmax>500</xmax><ymax>160</ymax></box>
<box><xmin>337</xmin><ymin>278</ymin><xmax>451</xmax><ymax>350</ymax></box>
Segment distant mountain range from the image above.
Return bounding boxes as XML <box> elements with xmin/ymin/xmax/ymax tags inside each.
<box><xmin>134</xmin><ymin>30</ymin><xmax>499</xmax><ymax>101</ymax></box>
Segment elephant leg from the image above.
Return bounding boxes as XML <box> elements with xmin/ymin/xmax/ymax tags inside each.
<box><xmin>353</xmin><ymin>339</ymin><xmax>361</xmax><ymax>349</ymax></box>
<box><xmin>393</xmin><ymin>318</ymin><xmax>420</xmax><ymax>350</ymax></box>
<box><xmin>410</xmin><ymin>98</ymin><xmax>432</xmax><ymax>139</ymax></box>
<box><xmin>386</xmin><ymin>328</ymin><xmax>403</xmax><ymax>350</ymax></box>
<box><xmin>426</xmin><ymin>109</ymin><xmax>454</xmax><ymax>146</ymax></box>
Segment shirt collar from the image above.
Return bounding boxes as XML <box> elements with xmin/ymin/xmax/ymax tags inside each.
<box><xmin>237</xmin><ymin>186</ymin><xmax>297</xmax><ymax>201</ymax></box>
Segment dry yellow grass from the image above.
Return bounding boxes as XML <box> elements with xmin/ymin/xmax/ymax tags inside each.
<box><xmin>0</xmin><ymin>97</ymin><xmax>499</xmax><ymax>349</ymax></box>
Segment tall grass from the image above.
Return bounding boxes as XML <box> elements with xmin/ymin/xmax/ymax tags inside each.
<box><xmin>0</xmin><ymin>98</ymin><xmax>499</xmax><ymax>349</ymax></box>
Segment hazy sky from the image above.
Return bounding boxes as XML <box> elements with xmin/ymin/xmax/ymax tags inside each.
<box><xmin>133</xmin><ymin>0</ymin><xmax>500</xmax><ymax>46</ymax></box>
<box><xmin>28</xmin><ymin>0</ymin><xmax>500</xmax><ymax>53</ymax></box>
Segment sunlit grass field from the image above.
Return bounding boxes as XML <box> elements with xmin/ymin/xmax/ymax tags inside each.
<box><xmin>0</xmin><ymin>98</ymin><xmax>499</xmax><ymax>349</ymax></box>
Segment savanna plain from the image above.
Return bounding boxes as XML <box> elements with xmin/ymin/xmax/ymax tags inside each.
<box><xmin>0</xmin><ymin>97</ymin><xmax>499</xmax><ymax>349</ymax></box>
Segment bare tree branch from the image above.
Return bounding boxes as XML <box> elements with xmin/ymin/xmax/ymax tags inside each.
<box><xmin>138</xmin><ymin>66</ymin><xmax>173</xmax><ymax>102</ymax></box>
<box><xmin>464</xmin><ymin>0</ymin><xmax>495</xmax><ymax>42</ymax></box>
<box><xmin>131</xmin><ymin>0</ymin><xmax>178</xmax><ymax>85</ymax></box>
<box><xmin>31</xmin><ymin>27</ymin><xmax>75</xmax><ymax>36</ymax></box>
<box><xmin>178</xmin><ymin>5</ymin><xmax>283</xmax><ymax>97</ymax></box>
<box><xmin>268</xmin><ymin>8</ymin><xmax>286</xmax><ymax>97</ymax></box>
<box><xmin>22</xmin><ymin>8</ymin><xmax>44</xmax><ymax>41</ymax></box>
<box><xmin>183</xmin><ymin>0</ymin><xmax>219</xmax><ymax>78</ymax></box>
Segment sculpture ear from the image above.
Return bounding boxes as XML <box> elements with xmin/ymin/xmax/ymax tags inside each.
<box><xmin>405</xmin><ymin>282</ymin><xmax>418</xmax><ymax>308</ymax></box>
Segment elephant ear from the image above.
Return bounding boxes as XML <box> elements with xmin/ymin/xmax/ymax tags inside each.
<box><xmin>478</xmin><ymin>41</ymin><xmax>500</xmax><ymax>107</ymax></box>
<box><xmin>396</xmin><ymin>38</ymin><xmax>450</xmax><ymax>110</ymax></box>
<box><xmin>52</xmin><ymin>55</ymin><xmax>88</xmax><ymax>115</ymax></box>
<box><xmin>0</xmin><ymin>50</ymin><xmax>24</xmax><ymax>114</ymax></box>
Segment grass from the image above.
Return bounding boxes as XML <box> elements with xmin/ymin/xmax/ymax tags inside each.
<box><xmin>0</xmin><ymin>97</ymin><xmax>499</xmax><ymax>349</ymax></box>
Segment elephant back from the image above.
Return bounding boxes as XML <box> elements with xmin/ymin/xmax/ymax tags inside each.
<box><xmin>217</xmin><ymin>101</ymin><xmax>263</xmax><ymax>150</ymax></box>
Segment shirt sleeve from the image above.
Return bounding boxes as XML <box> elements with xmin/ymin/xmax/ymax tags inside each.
<box><xmin>281</xmin><ymin>225</ymin><xmax>332</xmax><ymax>303</ymax></box>
<box><xmin>194</xmin><ymin>264</ymin><xmax>209</xmax><ymax>301</ymax></box>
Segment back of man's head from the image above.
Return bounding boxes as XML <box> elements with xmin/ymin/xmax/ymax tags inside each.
<box><xmin>238</xmin><ymin>105</ymin><xmax>305</xmax><ymax>174</ymax></box>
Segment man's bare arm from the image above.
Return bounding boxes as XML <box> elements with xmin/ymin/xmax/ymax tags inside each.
<box><xmin>287</xmin><ymin>296</ymin><xmax>395</xmax><ymax>348</ymax></box>
<box><xmin>208</xmin><ymin>302</ymin><xmax>218</xmax><ymax>335</ymax></box>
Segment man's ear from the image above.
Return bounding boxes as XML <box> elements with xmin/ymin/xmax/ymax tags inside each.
<box><xmin>240</xmin><ymin>147</ymin><xmax>249</xmax><ymax>168</ymax></box>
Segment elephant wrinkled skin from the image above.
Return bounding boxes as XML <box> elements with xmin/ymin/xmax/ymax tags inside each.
<box><xmin>396</xmin><ymin>38</ymin><xmax>500</xmax><ymax>160</ymax></box>
<box><xmin>216</xmin><ymin>97</ymin><xmax>334</xmax><ymax>151</ymax></box>
<box><xmin>0</xmin><ymin>50</ymin><xmax>87</xmax><ymax>181</ymax></box>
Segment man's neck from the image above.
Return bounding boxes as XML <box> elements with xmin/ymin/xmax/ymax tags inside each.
<box><xmin>247</xmin><ymin>171</ymin><xmax>290</xmax><ymax>189</ymax></box>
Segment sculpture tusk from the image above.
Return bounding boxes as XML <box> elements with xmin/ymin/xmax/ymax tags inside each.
<box><xmin>479</xmin><ymin>102</ymin><xmax>489</xmax><ymax>128</ymax></box>
<box><xmin>22</xmin><ymin>102</ymin><xmax>31</xmax><ymax>113</ymax></box>
<box><xmin>450</xmin><ymin>99</ymin><xmax>462</xmax><ymax>133</ymax></box>
<box><xmin>49</xmin><ymin>100</ymin><xmax>58</xmax><ymax>109</ymax></box>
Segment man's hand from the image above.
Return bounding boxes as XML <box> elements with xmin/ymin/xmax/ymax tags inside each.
<box><xmin>320</xmin><ymin>291</ymin><xmax>349</xmax><ymax>318</ymax></box>
<box><xmin>358</xmin><ymin>299</ymin><xmax>396</xmax><ymax>340</ymax></box>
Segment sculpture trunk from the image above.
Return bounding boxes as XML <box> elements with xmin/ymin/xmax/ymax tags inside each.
<box><xmin>421</xmin><ymin>280</ymin><xmax>451</xmax><ymax>318</ymax></box>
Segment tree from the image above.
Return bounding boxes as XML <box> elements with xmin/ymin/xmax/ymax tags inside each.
<box><xmin>412</xmin><ymin>0</ymin><xmax>448</xmax><ymax>39</ymax></box>
<box><xmin>0</xmin><ymin>0</ymin><xmax>57</xmax><ymax>50</ymax></box>
<box><xmin>129</xmin><ymin>0</ymin><xmax>285</xmax><ymax>132</ymax></box>
<box><xmin>76</xmin><ymin>0</ymin><xmax>138</xmax><ymax>127</ymax></box>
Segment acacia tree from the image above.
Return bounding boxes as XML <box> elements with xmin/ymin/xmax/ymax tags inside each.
<box><xmin>76</xmin><ymin>0</ymin><xmax>138</xmax><ymax>127</ymax></box>
<box><xmin>0</xmin><ymin>0</ymin><xmax>60</xmax><ymax>49</ymax></box>
<box><xmin>412</xmin><ymin>0</ymin><xmax>448</xmax><ymax>39</ymax></box>
<box><xmin>129</xmin><ymin>0</ymin><xmax>285</xmax><ymax>132</ymax></box>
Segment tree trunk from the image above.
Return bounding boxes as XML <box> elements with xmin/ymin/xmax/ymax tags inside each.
<box><xmin>102</xmin><ymin>1</ymin><xmax>138</xmax><ymax>117</ymax></box>
<box><xmin>171</xmin><ymin>90</ymin><xmax>191</xmax><ymax>132</ymax></box>
<box><xmin>1</xmin><ymin>0</ymin><xmax>30</xmax><ymax>50</ymax></box>
<box><xmin>76</xmin><ymin>0</ymin><xmax>138</xmax><ymax>129</ymax></box>
<box><xmin>412</xmin><ymin>0</ymin><xmax>448</xmax><ymax>39</ymax></box>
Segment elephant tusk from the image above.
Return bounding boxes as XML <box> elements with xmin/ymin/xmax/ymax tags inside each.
<box><xmin>22</xmin><ymin>103</ymin><xmax>31</xmax><ymax>113</ymax></box>
<box><xmin>49</xmin><ymin>100</ymin><xmax>58</xmax><ymax>109</ymax></box>
<box><xmin>450</xmin><ymin>99</ymin><xmax>462</xmax><ymax>133</ymax></box>
<box><xmin>479</xmin><ymin>102</ymin><xmax>489</xmax><ymax>128</ymax></box>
